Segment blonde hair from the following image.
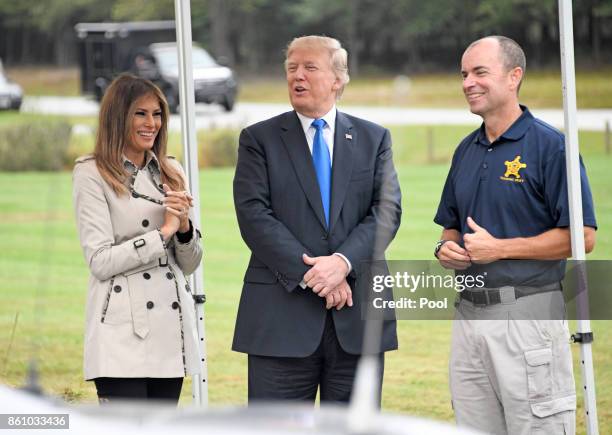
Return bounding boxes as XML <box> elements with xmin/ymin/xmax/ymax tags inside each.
<box><xmin>94</xmin><ymin>74</ymin><xmax>185</xmax><ymax>194</ymax></box>
<box><xmin>285</xmin><ymin>35</ymin><xmax>350</xmax><ymax>98</ymax></box>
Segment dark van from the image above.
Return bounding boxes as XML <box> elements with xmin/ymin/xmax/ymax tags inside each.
<box><xmin>75</xmin><ymin>21</ymin><xmax>238</xmax><ymax>112</ymax></box>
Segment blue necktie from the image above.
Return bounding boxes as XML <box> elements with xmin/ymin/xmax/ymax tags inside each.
<box><xmin>311</xmin><ymin>119</ymin><xmax>331</xmax><ymax>227</ymax></box>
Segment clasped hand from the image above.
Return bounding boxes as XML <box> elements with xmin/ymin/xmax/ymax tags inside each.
<box><xmin>438</xmin><ymin>217</ymin><xmax>501</xmax><ymax>270</ymax></box>
<box><xmin>302</xmin><ymin>254</ymin><xmax>352</xmax><ymax>310</ymax></box>
<box><xmin>160</xmin><ymin>183</ymin><xmax>193</xmax><ymax>240</ymax></box>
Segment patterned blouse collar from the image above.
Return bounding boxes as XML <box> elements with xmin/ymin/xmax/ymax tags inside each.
<box><xmin>122</xmin><ymin>150</ymin><xmax>161</xmax><ymax>174</ymax></box>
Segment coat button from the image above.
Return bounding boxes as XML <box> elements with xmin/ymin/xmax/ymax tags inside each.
<box><xmin>172</xmin><ymin>302</ymin><xmax>179</xmax><ymax>310</ymax></box>
<box><xmin>482</xmin><ymin>163</ymin><xmax>488</xmax><ymax>169</ymax></box>
<box><xmin>147</xmin><ymin>301</ymin><xmax>154</xmax><ymax>309</ymax></box>
<box><xmin>321</xmin><ymin>233</ymin><xmax>328</xmax><ymax>240</ymax></box>
<box><xmin>185</xmin><ymin>284</ymin><xmax>191</xmax><ymax>292</ymax></box>
<box><xmin>166</xmin><ymin>272</ymin><xmax>174</xmax><ymax>280</ymax></box>
<box><xmin>143</xmin><ymin>272</ymin><xmax>151</xmax><ymax>280</ymax></box>
<box><xmin>142</xmin><ymin>219</ymin><xmax>149</xmax><ymax>227</ymax></box>
<box><xmin>113</xmin><ymin>285</ymin><xmax>122</xmax><ymax>293</ymax></box>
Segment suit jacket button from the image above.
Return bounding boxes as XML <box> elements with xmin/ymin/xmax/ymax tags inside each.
<box><xmin>143</xmin><ymin>272</ymin><xmax>151</xmax><ymax>280</ymax></box>
<box><xmin>146</xmin><ymin>301</ymin><xmax>154</xmax><ymax>309</ymax></box>
<box><xmin>113</xmin><ymin>285</ymin><xmax>122</xmax><ymax>293</ymax></box>
<box><xmin>321</xmin><ymin>234</ymin><xmax>328</xmax><ymax>240</ymax></box>
<box><xmin>142</xmin><ymin>219</ymin><xmax>149</xmax><ymax>227</ymax></box>
<box><xmin>172</xmin><ymin>302</ymin><xmax>179</xmax><ymax>310</ymax></box>
<box><xmin>166</xmin><ymin>272</ymin><xmax>174</xmax><ymax>280</ymax></box>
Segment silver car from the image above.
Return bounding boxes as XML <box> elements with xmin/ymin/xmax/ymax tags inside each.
<box><xmin>0</xmin><ymin>60</ymin><xmax>23</xmax><ymax>110</ymax></box>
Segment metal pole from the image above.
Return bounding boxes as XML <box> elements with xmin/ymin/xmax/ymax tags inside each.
<box><xmin>558</xmin><ymin>1</ymin><xmax>598</xmax><ymax>433</ymax></box>
<box><xmin>174</xmin><ymin>0</ymin><xmax>208</xmax><ymax>407</ymax></box>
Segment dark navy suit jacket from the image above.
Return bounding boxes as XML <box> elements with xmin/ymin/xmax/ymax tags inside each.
<box><xmin>232</xmin><ymin>110</ymin><xmax>401</xmax><ymax>357</ymax></box>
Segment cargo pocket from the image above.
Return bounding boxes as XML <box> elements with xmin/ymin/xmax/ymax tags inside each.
<box><xmin>526</xmin><ymin>347</ymin><xmax>576</xmax><ymax>434</ymax></box>
<box><xmin>530</xmin><ymin>395</ymin><xmax>576</xmax><ymax>434</ymax></box>
<box><xmin>525</xmin><ymin>347</ymin><xmax>553</xmax><ymax>401</ymax></box>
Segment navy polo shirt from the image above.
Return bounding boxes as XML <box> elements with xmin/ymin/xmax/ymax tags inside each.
<box><xmin>434</xmin><ymin>106</ymin><xmax>597</xmax><ymax>286</ymax></box>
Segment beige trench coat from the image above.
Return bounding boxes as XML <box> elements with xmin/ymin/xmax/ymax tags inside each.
<box><xmin>73</xmin><ymin>152</ymin><xmax>202</xmax><ymax>380</ymax></box>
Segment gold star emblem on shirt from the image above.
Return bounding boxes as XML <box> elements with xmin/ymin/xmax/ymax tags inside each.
<box><xmin>504</xmin><ymin>155</ymin><xmax>527</xmax><ymax>179</ymax></box>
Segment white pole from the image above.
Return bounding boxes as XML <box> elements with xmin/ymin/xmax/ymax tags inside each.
<box><xmin>174</xmin><ymin>0</ymin><xmax>208</xmax><ymax>407</ymax></box>
<box><xmin>558</xmin><ymin>1</ymin><xmax>598</xmax><ymax>433</ymax></box>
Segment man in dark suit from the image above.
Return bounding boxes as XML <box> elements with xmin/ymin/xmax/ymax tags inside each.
<box><xmin>232</xmin><ymin>35</ymin><xmax>401</xmax><ymax>404</ymax></box>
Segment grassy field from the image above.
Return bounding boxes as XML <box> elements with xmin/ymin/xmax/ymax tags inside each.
<box><xmin>6</xmin><ymin>66</ymin><xmax>612</xmax><ymax>108</ymax></box>
<box><xmin>4</xmin><ymin>67</ymin><xmax>81</xmax><ymax>97</ymax></box>
<box><xmin>240</xmin><ymin>69</ymin><xmax>612</xmax><ymax>109</ymax></box>
<box><xmin>0</xmin><ymin>121</ymin><xmax>611</xmax><ymax>431</ymax></box>
<box><xmin>2</xmin><ymin>111</ymin><xmax>610</xmax><ymax>172</ymax></box>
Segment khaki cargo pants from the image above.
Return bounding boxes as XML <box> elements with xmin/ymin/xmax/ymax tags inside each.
<box><xmin>450</xmin><ymin>291</ymin><xmax>576</xmax><ymax>435</ymax></box>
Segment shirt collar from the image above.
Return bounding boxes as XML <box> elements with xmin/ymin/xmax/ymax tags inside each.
<box><xmin>475</xmin><ymin>105</ymin><xmax>534</xmax><ymax>146</ymax></box>
<box><xmin>122</xmin><ymin>150</ymin><xmax>160</xmax><ymax>172</ymax></box>
<box><xmin>296</xmin><ymin>106</ymin><xmax>337</xmax><ymax>134</ymax></box>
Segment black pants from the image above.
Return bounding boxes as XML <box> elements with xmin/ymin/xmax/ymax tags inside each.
<box><xmin>93</xmin><ymin>377</ymin><xmax>183</xmax><ymax>404</ymax></box>
<box><xmin>248</xmin><ymin>313</ymin><xmax>384</xmax><ymax>405</ymax></box>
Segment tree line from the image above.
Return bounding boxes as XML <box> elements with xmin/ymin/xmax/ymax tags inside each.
<box><xmin>1</xmin><ymin>0</ymin><xmax>611</xmax><ymax>74</ymax></box>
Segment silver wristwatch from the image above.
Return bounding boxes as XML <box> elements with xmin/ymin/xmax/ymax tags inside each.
<box><xmin>434</xmin><ymin>240</ymin><xmax>447</xmax><ymax>259</ymax></box>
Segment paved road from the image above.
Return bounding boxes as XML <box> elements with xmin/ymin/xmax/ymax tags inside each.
<box><xmin>21</xmin><ymin>96</ymin><xmax>612</xmax><ymax>131</ymax></box>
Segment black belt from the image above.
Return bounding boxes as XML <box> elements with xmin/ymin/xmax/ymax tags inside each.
<box><xmin>459</xmin><ymin>282</ymin><xmax>561</xmax><ymax>306</ymax></box>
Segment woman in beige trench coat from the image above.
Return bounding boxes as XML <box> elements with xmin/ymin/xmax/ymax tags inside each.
<box><xmin>73</xmin><ymin>74</ymin><xmax>202</xmax><ymax>403</ymax></box>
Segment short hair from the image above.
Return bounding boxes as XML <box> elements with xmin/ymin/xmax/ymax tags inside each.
<box><xmin>285</xmin><ymin>35</ymin><xmax>350</xmax><ymax>98</ymax></box>
<box><xmin>467</xmin><ymin>35</ymin><xmax>526</xmax><ymax>92</ymax></box>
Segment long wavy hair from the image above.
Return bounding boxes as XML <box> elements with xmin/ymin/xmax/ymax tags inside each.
<box><xmin>94</xmin><ymin>73</ymin><xmax>185</xmax><ymax>194</ymax></box>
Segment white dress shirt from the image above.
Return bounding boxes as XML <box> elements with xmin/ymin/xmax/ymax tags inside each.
<box><xmin>294</xmin><ymin>106</ymin><xmax>352</xmax><ymax>285</ymax></box>
<box><xmin>296</xmin><ymin>107</ymin><xmax>336</xmax><ymax>163</ymax></box>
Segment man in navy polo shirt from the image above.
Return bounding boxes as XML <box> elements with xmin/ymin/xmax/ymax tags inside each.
<box><xmin>434</xmin><ymin>36</ymin><xmax>597</xmax><ymax>434</ymax></box>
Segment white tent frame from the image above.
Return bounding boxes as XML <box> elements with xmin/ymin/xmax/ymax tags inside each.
<box><xmin>558</xmin><ymin>1</ymin><xmax>598</xmax><ymax>433</ymax></box>
<box><xmin>174</xmin><ymin>0</ymin><xmax>208</xmax><ymax>407</ymax></box>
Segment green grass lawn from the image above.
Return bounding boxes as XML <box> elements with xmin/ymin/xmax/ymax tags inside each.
<box><xmin>239</xmin><ymin>69</ymin><xmax>612</xmax><ymax>108</ymax></box>
<box><xmin>4</xmin><ymin>67</ymin><xmax>81</xmax><ymax>97</ymax></box>
<box><xmin>0</xmin><ymin>126</ymin><xmax>611</xmax><ymax>430</ymax></box>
